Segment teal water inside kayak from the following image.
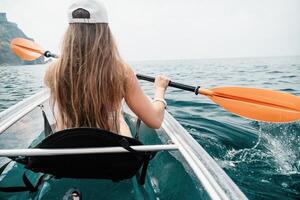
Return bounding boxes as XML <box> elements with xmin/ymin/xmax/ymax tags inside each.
<box><xmin>0</xmin><ymin>56</ymin><xmax>300</xmax><ymax>199</ymax></box>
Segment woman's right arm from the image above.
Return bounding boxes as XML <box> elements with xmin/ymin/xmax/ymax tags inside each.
<box><xmin>125</xmin><ymin>67</ymin><xmax>169</xmax><ymax>129</ymax></box>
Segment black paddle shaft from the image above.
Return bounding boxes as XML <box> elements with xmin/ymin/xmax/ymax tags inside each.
<box><xmin>136</xmin><ymin>74</ymin><xmax>200</xmax><ymax>94</ymax></box>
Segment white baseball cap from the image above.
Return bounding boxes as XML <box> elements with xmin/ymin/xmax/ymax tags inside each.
<box><xmin>68</xmin><ymin>0</ymin><xmax>108</xmax><ymax>24</ymax></box>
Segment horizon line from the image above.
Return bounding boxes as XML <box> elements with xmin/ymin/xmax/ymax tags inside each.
<box><xmin>128</xmin><ymin>54</ymin><xmax>300</xmax><ymax>63</ymax></box>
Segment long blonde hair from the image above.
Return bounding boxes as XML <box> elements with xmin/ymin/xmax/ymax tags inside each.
<box><xmin>50</xmin><ymin>23</ymin><xmax>126</xmax><ymax>133</ymax></box>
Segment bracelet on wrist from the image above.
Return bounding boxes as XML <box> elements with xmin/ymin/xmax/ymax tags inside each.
<box><xmin>152</xmin><ymin>98</ymin><xmax>167</xmax><ymax>109</ymax></box>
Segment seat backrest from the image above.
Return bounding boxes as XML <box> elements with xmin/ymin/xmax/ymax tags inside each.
<box><xmin>25</xmin><ymin>128</ymin><xmax>148</xmax><ymax>181</ymax></box>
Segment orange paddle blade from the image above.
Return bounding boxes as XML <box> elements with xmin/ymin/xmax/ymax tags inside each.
<box><xmin>10</xmin><ymin>38</ymin><xmax>44</xmax><ymax>61</ymax></box>
<box><xmin>199</xmin><ymin>87</ymin><xmax>300</xmax><ymax>122</ymax></box>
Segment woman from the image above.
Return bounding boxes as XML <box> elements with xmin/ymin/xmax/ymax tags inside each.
<box><xmin>44</xmin><ymin>0</ymin><xmax>169</xmax><ymax>137</ymax></box>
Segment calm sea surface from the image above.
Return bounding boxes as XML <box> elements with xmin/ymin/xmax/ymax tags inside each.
<box><xmin>0</xmin><ymin>56</ymin><xmax>300</xmax><ymax>199</ymax></box>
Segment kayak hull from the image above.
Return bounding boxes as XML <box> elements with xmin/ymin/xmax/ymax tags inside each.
<box><xmin>0</xmin><ymin>115</ymin><xmax>206</xmax><ymax>200</ymax></box>
<box><xmin>0</xmin><ymin>90</ymin><xmax>247</xmax><ymax>200</ymax></box>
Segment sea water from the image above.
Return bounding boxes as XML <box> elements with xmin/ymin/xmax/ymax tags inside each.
<box><xmin>0</xmin><ymin>56</ymin><xmax>299</xmax><ymax>199</ymax></box>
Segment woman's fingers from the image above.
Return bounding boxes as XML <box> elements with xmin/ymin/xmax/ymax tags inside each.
<box><xmin>154</xmin><ymin>75</ymin><xmax>170</xmax><ymax>91</ymax></box>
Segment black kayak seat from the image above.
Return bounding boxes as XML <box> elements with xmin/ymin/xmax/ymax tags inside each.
<box><xmin>23</xmin><ymin>127</ymin><xmax>154</xmax><ymax>182</ymax></box>
<box><xmin>0</xmin><ymin>110</ymin><xmax>156</xmax><ymax>194</ymax></box>
<box><xmin>0</xmin><ymin>128</ymin><xmax>155</xmax><ymax>193</ymax></box>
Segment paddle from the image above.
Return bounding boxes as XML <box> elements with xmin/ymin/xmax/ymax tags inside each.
<box><xmin>10</xmin><ymin>38</ymin><xmax>58</xmax><ymax>61</ymax></box>
<box><xmin>10</xmin><ymin>38</ymin><xmax>300</xmax><ymax>123</ymax></box>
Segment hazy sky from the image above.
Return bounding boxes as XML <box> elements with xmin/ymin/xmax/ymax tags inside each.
<box><xmin>1</xmin><ymin>0</ymin><xmax>300</xmax><ymax>61</ymax></box>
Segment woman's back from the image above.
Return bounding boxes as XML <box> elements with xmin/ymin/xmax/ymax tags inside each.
<box><xmin>45</xmin><ymin>0</ymin><xmax>169</xmax><ymax>137</ymax></box>
<box><xmin>45</xmin><ymin>13</ymin><xmax>127</xmax><ymax>133</ymax></box>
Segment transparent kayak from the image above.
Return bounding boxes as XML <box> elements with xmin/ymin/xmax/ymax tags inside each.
<box><xmin>0</xmin><ymin>90</ymin><xmax>247</xmax><ymax>200</ymax></box>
